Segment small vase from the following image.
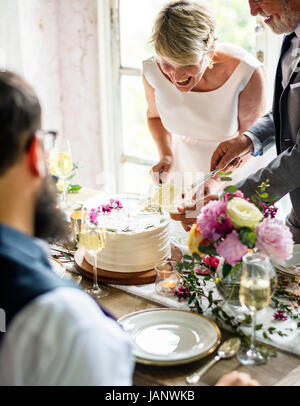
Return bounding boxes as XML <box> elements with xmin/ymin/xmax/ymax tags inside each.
<box><xmin>215</xmin><ymin>251</ymin><xmax>277</xmax><ymax>309</ymax></box>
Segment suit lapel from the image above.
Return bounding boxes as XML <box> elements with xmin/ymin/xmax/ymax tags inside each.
<box><xmin>273</xmin><ymin>33</ymin><xmax>296</xmax><ymax>152</ymax></box>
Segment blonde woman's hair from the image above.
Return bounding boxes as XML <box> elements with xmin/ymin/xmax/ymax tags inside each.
<box><xmin>151</xmin><ymin>0</ymin><xmax>217</xmax><ymax>65</ymax></box>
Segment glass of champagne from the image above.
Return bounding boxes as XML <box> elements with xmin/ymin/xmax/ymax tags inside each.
<box><xmin>237</xmin><ymin>251</ymin><xmax>272</xmax><ymax>365</ymax></box>
<box><xmin>51</xmin><ymin>137</ymin><xmax>73</xmax><ymax>209</ymax></box>
<box><xmin>80</xmin><ymin>207</ymin><xmax>109</xmax><ymax>299</ymax></box>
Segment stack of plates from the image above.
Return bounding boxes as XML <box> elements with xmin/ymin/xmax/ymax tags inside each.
<box><xmin>118</xmin><ymin>308</ymin><xmax>221</xmax><ymax>366</ymax></box>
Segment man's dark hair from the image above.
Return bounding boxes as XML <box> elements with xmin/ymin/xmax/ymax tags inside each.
<box><xmin>0</xmin><ymin>71</ymin><xmax>41</xmax><ymax>175</ymax></box>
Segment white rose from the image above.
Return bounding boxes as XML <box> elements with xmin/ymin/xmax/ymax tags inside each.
<box><xmin>226</xmin><ymin>197</ymin><xmax>263</xmax><ymax>230</ymax></box>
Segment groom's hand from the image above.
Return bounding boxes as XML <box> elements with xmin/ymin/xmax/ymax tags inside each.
<box><xmin>210</xmin><ymin>134</ymin><xmax>254</xmax><ymax>172</ymax></box>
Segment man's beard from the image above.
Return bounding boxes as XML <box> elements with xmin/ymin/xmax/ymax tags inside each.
<box><xmin>34</xmin><ymin>176</ymin><xmax>70</xmax><ymax>243</ymax></box>
<box><xmin>270</xmin><ymin>1</ymin><xmax>300</xmax><ymax>34</ymax></box>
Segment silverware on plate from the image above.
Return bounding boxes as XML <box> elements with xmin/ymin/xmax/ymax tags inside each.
<box><xmin>186</xmin><ymin>337</ymin><xmax>241</xmax><ymax>385</ymax></box>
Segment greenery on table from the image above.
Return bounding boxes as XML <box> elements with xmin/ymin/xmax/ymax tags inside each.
<box><xmin>175</xmin><ymin>252</ymin><xmax>300</xmax><ymax>361</ymax></box>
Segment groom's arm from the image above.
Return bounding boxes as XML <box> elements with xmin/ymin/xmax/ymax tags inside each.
<box><xmin>210</xmin><ymin>111</ymin><xmax>276</xmax><ymax>171</ymax></box>
<box><xmin>243</xmin><ymin>111</ymin><xmax>276</xmax><ymax>156</ymax></box>
<box><xmin>236</xmin><ymin>141</ymin><xmax>300</xmax><ymax>201</ymax></box>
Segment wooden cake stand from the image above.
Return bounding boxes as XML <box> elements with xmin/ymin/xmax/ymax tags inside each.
<box><xmin>74</xmin><ymin>244</ymin><xmax>183</xmax><ymax>285</ymax></box>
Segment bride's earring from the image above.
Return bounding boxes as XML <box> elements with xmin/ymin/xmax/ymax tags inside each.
<box><xmin>208</xmin><ymin>50</ymin><xmax>215</xmax><ymax>70</ymax></box>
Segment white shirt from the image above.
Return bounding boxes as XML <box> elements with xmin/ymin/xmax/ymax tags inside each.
<box><xmin>282</xmin><ymin>24</ymin><xmax>300</xmax><ymax>89</ymax></box>
<box><xmin>0</xmin><ymin>288</ymin><xmax>134</xmax><ymax>386</ymax></box>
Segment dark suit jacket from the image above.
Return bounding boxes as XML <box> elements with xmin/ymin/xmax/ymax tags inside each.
<box><xmin>237</xmin><ymin>33</ymin><xmax>300</xmax><ymax>230</ymax></box>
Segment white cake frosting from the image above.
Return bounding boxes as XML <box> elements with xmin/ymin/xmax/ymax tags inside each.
<box><xmin>84</xmin><ymin>209</ymin><xmax>171</xmax><ymax>273</ymax></box>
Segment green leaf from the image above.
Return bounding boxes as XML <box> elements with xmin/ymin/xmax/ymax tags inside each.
<box><xmin>176</xmin><ymin>263</ymin><xmax>184</xmax><ymax>271</ymax></box>
<box><xmin>258</xmin><ymin>193</ymin><xmax>269</xmax><ymax>199</ymax></box>
<box><xmin>68</xmin><ymin>184</ymin><xmax>82</xmax><ymax>192</ymax></box>
<box><xmin>220</xmin><ymin>177</ymin><xmax>233</xmax><ymax>182</ymax></box>
<box><xmin>192</xmin><ymin>253</ymin><xmax>202</xmax><ymax>261</ymax></box>
<box><xmin>223</xmin><ymin>186</ymin><xmax>239</xmax><ymax>194</ymax></box>
<box><xmin>198</xmin><ymin>244</ymin><xmax>217</xmax><ymax>256</ymax></box>
<box><xmin>62</xmin><ymin>253</ymin><xmax>72</xmax><ymax>261</ymax></box>
<box><xmin>105</xmin><ymin>228</ymin><xmax>117</xmax><ymax>232</ymax></box>
<box><xmin>256</xmin><ymin>324</ymin><xmax>263</xmax><ymax>331</ymax></box>
<box><xmin>183</xmin><ymin>254</ymin><xmax>193</xmax><ymax>260</ymax></box>
<box><xmin>230</xmin><ymin>262</ymin><xmax>242</xmax><ymax>277</ymax></box>
<box><xmin>239</xmin><ymin>227</ymin><xmax>257</xmax><ymax>248</ymax></box>
<box><xmin>219</xmin><ymin>171</ymin><xmax>232</xmax><ymax>176</ymax></box>
<box><xmin>222</xmin><ymin>263</ymin><xmax>232</xmax><ymax>279</ymax></box>
<box><xmin>243</xmin><ymin>314</ymin><xmax>252</xmax><ymax>325</ymax></box>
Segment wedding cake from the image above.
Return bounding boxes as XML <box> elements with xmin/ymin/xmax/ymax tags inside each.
<box><xmin>84</xmin><ymin>199</ymin><xmax>171</xmax><ymax>273</ymax></box>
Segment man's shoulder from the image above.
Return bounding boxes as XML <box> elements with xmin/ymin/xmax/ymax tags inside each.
<box><xmin>2</xmin><ymin>287</ymin><xmax>126</xmax><ymax>353</ymax></box>
<box><xmin>0</xmin><ymin>287</ymin><xmax>134</xmax><ymax>385</ymax></box>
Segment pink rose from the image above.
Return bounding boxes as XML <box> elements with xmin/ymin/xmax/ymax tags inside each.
<box><xmin>255</xmin><ymin>218</ymin><xmax>294</xmax><ymax>265</ymax></box>
<box><xmin>216</xmin><ymin>231</ymin><xmax>248</xmax><ymax>266</ymax></box>
<box><xmin>202</xmin><ymin>255</ymin><xmax>220</xmax><ymax>270</ymax></box>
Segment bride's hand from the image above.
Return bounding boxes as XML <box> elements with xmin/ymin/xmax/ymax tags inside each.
<box><xmin>150</xmin><ymin>156</ymin><xmax>173</xmax><ymax>184</ymax></box>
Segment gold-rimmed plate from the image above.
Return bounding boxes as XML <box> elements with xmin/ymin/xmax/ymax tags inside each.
<box><xmin>49</xmin><ymin>257</ymin><xmax>67</xmax><ymax>279</ymax></box>
<box><xmin>118</xmin><ymin>308</ymin><xmax>221</xmax><ymax>366</ymax></box>
<box><xmin>272</xmin><ymin>244</ymin><xmax>300</xmax><ymax>277</ymax></box>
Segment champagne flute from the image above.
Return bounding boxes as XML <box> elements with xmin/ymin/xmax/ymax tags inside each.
<box><xmin>80</xmin><ymin>207</ymin><xmax>109</xmax><ymax>299</ymax></box>
<box><xmin>50</xmin><ymin>137</ymin><xmax>73</xmax><ymax>209</ymax></box>
<box><xmin>237</xmin><ymin>252</ymin><xmax>272</xmax><ymax>365</ymax></box>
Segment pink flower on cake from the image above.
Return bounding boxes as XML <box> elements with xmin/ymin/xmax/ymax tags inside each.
<box><xmin>196</xmin><ymin>200</ymin><xmax>227</xmax><ymax>241</ymax></box>
<box><xmin>255</xmin><ymin>218</ymin><xmax>294</xmax><ymax>265</ymax></box>
<box><xmin>216</xmin><ymin>231</ymin><xmax>248</xmax><ymax>266</ymax></box>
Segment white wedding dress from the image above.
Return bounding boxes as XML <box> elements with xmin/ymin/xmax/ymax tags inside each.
<box><xmin>143</xmin><ymin>53</ymin><xmax>276</xmax><ymax>189</ymax></box>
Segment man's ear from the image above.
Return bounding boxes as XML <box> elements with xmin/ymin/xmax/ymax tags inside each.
<box><xmin>27</xmin><ymin>136</ymin><xmax>46</xmax><ymax>178</ymax></box>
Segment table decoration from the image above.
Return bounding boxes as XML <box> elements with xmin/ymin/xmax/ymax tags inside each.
<box><xmin>154</xmin><ymin>261</ymin><xmax>180</xmax><ymax>296</ymax></box>
<box><xmin>174</xmin><ymin>176</ymin><xmax>299</xmax><ymax>360</ymax></box>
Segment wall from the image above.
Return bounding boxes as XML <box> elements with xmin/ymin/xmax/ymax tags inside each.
<box><xmin>0</xmin><ymin>0</ymin><xmax>103</xmax><ymax>189</ymax></box>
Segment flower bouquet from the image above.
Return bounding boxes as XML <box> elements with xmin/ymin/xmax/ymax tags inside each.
<box><xmin>176</xmin><ymin>180</ymin><xmax>294</xmax><ymax>307</ymax></box>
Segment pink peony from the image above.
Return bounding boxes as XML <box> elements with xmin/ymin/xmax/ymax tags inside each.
<box><xmin>216</xmin><ymin>231</ymin><xmax>249</xmax><ymax>266</ymax></box>
<box><xmin>255</xmin><ymin>218</ymin><xmax>294</xmax><ymax>265</ymax></box>
<box><xmin>197</xmin><ymin>200</ymin><xmax>227</xmax><ymax>241</ymax></box>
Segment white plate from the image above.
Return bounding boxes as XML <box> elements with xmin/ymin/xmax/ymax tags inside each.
<box><xmin>118</xmin><ymin>308</ymin><xmax>221</xmax><ymax>366</ymax></box>
<box><xmin>271</xmin><ymin>244</ymin><xmax>300</xmax><ymax>276</ymax></box>
<box><xmin>49</xmin><ymin>257</ymin><xmax>66</xmax><ymax>278</ymax></box>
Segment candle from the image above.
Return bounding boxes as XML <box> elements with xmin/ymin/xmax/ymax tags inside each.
<box><xmin>161</xmin><ymin>280</ymin><xmax>177</xmax><ymax>290</ymax></box>
<box><xmin>154</xmin><ymin>260</ymin><xmax>179</xmax><ymax>296</ymax></box>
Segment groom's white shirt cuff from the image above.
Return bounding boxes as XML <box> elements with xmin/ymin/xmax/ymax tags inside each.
<box><xmin>243</xmin><ymin>131</ymin><xmax>263</xmax><ymax>156</ymax></box>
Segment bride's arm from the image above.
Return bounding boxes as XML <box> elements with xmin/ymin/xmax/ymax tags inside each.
<box><xmin>143</xmin><ymin>75</ymin><xmax>173</xmax><ymax>183</ymax></box>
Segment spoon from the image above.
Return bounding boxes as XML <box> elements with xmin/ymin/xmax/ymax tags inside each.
<box><xmin>186</xmin><ymin>337</ymin><xmax>241</xmax><ymax>385</ymax></box>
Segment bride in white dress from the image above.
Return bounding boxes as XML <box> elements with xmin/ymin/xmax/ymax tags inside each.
<box><xmin>143</xmin><ymin>0</ymin><xmax>275</xmax><ymax>206</ymax></box>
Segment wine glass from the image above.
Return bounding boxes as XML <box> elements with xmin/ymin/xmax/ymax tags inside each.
<box><xmin>80</xmin><ymin>207</ymin><xmax>109</xmax><ymax>299</ymax></box>
<box><xmin>237</xmin><ymin>252</ymin><xmax>272</xmax><ymax>365</ymax></box>
<box><xmin>50</xmin><ymin>137</ymin><xmax>73</xmax><ymax>209</ymax></box>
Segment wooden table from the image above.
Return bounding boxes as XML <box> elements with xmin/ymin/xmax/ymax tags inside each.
<box><xmin>69</xmin><ymin>188</ymin><xmax>300</xmax><ymax>386</ymax></box>
<box><xmin>79</xmin><ymin>277</ymin><xmax>300</xmax><ymax>386</ymax></box>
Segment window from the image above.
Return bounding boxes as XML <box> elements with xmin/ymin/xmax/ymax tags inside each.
<box><xmin>99</xmin><ymin>0</ymin><xmax>281</xmax><ymax>194</ymax></box>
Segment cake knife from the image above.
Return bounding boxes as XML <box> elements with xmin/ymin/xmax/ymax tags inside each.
<box><xmin>182</xmin><ymin>168</ymin><xmax>221</xmax><ymax>197</ymax></box>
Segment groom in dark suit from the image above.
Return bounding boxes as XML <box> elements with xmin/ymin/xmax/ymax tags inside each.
<box><xmin>209</xmin><ymin>0</ymin><xmax>300</xmax><ymax>242</ymax></box>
